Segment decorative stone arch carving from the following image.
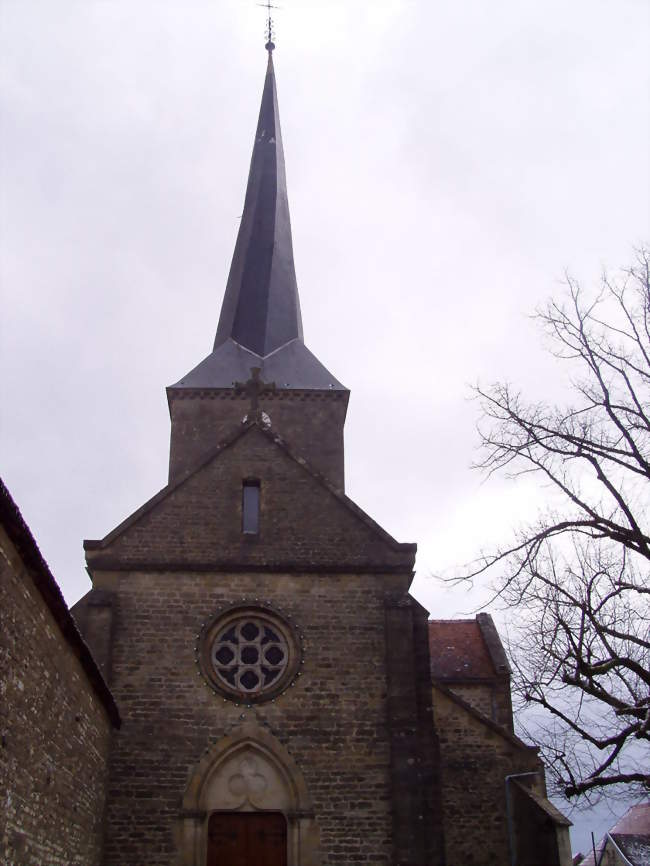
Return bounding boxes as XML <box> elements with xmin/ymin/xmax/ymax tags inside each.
<box><xmin>177</xmin><ymin>721</ymin><xmax>320</xmax><ymax>866</ymax></box>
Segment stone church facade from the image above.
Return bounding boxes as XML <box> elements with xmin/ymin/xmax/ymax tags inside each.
<box><xmin>2</xmin><ymin>45</ymin><xmax>571</xmax><ymax>866</ymax></box>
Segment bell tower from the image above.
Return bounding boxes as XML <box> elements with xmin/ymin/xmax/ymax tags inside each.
<box><xmin>167</xmin><ymin>48</ymin><xmax>348</xmax><ymax>490</ymax></box>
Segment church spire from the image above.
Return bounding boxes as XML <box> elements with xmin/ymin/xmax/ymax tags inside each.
<box><xmin>214</xmin><ymin>50</ymin><xmax>303</xmax><ymax>357</ymax></box>
<box><xmin>170</xmin><ymin>49</ymin><xmax>345</xmax><ymax>393</ymax></box>
<box><xmin>167</xmin><ymin>44</ymin><xmax>348</xmax><ymax>486</ymax></box>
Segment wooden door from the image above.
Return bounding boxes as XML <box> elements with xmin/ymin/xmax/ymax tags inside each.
<box><xmin>207</xmin><ymin>812</ymin><xmax>287</xmax><ymax>866</ymax></box>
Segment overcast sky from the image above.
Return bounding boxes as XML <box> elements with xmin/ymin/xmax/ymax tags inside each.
<box><xmin>1</xmin><ymin>0</ymin><xmax>649</xmax><ymax>851</ymax></box>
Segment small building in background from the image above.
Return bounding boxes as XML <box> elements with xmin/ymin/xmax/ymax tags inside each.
<box><xmin>575</xmin><ymin>803</ymin><xmax>650</xmax><ymax>866</ymax></box>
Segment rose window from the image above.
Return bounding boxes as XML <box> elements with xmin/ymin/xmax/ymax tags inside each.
<box><xmin>211</xmin><ymin>617</ymin><xmax>289</xmax><ymax>694</ymax></box>
<box><xmin>198</xmin><ymin>605</ymin><xmax>301</xmax><ymax>703</ymax></box>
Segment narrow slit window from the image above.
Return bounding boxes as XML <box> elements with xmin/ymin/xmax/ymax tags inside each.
<box><xmin>242</xmin><ymin>480</ymin><xmax>260</xmax><ymax>535</ymax></box>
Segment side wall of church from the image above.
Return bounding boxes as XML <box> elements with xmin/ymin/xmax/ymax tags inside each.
<box><xmin>446</xmin><ymin>681</ymin><xmax>512</xmax><ymax>730</ymax></box>
<box><xmin>432</xmin><ymin>687</ymin><xmax>542</xmax><ymax>866</ymax></box>
<box><xmin>0</xmin><ymin>526</ymin><xmax>112</xmax><ymax>866</ymax></box>
<box><xmin>512</xmin><ymin>784</ymin><xmax>571</xmax><ymax>866</ymax></box>
<box><xmin>94</xmin><ymin>569</ymin><xmax>414</xmax><ymax>866</ymax></box>
<box><xmin>443</xmin><ymin>682</ymin><xmax>495</xmax><ymax>721</ymax></box>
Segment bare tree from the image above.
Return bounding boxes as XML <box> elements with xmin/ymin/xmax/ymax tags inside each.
<box><xmin>470</xmin><ymin>247</ymin><xmax>650</xmax><ymax>800</ymax></box>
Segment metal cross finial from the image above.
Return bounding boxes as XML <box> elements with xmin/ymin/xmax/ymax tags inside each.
<box><xmin>257</xmin><ymin>0</ymin><xmax>280</xmax><ymax>52</ymax></box>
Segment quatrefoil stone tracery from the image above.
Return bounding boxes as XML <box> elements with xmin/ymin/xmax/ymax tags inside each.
<box><xmin>211</xmin><ymin>617</ymin><xmax>289</xmax><ymax>695</ymax></box>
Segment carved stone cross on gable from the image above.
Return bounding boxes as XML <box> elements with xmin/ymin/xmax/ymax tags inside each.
<box><xmin>235</xmin><ymin>367</ymin><xmax>276</xmax><ymax>420</ymax></box>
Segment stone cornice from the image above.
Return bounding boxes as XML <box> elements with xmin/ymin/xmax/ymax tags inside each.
<box><xmin>82</xmin><ymin>557</ymin><xmax>415</xmax><ymax>576</ymax></box>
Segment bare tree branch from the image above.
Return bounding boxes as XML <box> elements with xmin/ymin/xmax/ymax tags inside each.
<box><xmin>463</xmin><ymin>247</ymin><xmax>650</xmax><ymax>802</ymax></box>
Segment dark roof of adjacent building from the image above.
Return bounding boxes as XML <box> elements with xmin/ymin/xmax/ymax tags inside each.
<box><xmin>612</xmin><ymin>835</ymin><xmax>650</xmax><ymax>866</ymax></box>
<box><xmin>170</xmin><ymin>51</ymin><xmax>345</xmax><ymax>394</ymax></box>
<box><xmin>0</xmin><ymin>478</ymin><xmax>120</xmax><ymax>728</ymax></box>
<box><xmin>428</xmin><ymin>612</ymin><xmax>511</xmax><ymax>681</ymax></box>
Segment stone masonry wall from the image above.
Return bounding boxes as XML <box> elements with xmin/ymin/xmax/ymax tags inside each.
<box><xmin>92</xmin><ymin>569</ymin><xmax>412</xmax><ymax>866</ymax></box>
<box><xmin>444</xmin><ymin>682</ymin><xmax>495</xmax><ymax>721</ymax></box>
<box><xmin>168</xmin><ymin>391</ymin><xmax>347</xmax><ymax>489</ymax></box>
<box><xmin>0</xmin><ymin>526</ymin><xmax>112</xmax><ymax>866</ymax></box>
<box><xmin>448</xmin><ymin>681</ymin><xmax>514</xmax><ymax>732</ymax></box>
<box><xmin>86</xmin><ymin>426</ymin><xmax>412</xmax><ymax>573</ymax></box>
<box><xmin>432</xmin><ymin>687</ymin><xmax>542</xmax><ymax>866</ymax></box>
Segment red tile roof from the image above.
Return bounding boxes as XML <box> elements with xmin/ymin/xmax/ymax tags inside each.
<box><xmin>428</xmin><ymin>618</ymin><xmax>496</xmax><ymax>680</ymax></box>
<box><xmin>611</xmin><ymin>803</ymin><xmax>650</xmax><ymax>836</ymax></box>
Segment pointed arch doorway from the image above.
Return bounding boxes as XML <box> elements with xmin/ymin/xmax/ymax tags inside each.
<box><xmin>180</xmin><ymin>722</ymin><xmax>320</xmax><ymax>866</ymax></box>
<box><xmin>207</xmin><ymin>812</ymin><xmax>287</xmax><ymax>866</ymax></box>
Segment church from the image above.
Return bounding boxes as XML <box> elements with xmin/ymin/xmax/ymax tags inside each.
<box><xmin>1</xmin><ymin>39</ymin><xmax>572</xmax><ymax>866</ymax></box>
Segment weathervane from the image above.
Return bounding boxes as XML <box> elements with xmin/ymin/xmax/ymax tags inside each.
<box><xmin>257</xmin><ymin>0</ymin><xmax>280</xmax><ymax>52</ymax></box>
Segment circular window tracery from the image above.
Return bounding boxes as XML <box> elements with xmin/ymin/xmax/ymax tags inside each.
<box><xmin>211</xmin><ymin>617</ymin><xmax>289</xmax><ymax>694</ymax></box>
<box><xmin>198</xmin><ymin>605</ymin><xmax>301</xmax><ymax>704</ymax></box>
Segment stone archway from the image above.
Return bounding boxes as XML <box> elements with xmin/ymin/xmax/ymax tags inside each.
<box><xmin>177</xmin><ymin>721</ymin><xmax>320</xmax><ymax>866</ymax></box>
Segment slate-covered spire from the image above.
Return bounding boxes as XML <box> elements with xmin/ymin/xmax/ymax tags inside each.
<box><xmin>167</xmin><ymin>44</ymin><xmax>348</xmax><ymax>486</ymax></box>
<box><xmin>214</xmin><ymin>50</ymin><xmax>303</xmax><ymax>357</ymax></box>
<box><xmin>169</xmin><ymin>49</ymin><xmax>345</xmax><ymax>392</ymax></box>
